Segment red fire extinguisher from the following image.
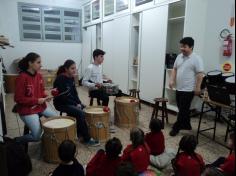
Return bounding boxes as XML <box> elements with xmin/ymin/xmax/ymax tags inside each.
<box><xmin>223</xmin><ymin>34</ymin><xmax>233</xmax><ymax>57</ymax></box>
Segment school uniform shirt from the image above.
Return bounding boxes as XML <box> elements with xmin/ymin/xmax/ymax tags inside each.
<box><xmin>14</xmin><ymin>71</ymin><xmax>47</xmax><ymax>116</ymax></box>
<box><xmin>82</xmin><ymin>64</ymin><xmax>103</xmax><ymax>89</ymax></box>
<box><xmin>86</xmin><ymin>150</ymin><xmax>121</xmax><ymax>176</ymax></box>
<box><xmin>53</xmin><ymin>74</ymin><xmax>82</xmax><ymax>107</ymax></box>
<box><xmin>122</xmin><ymin>144</ymin><xmax>150</xmax><ymax>173</ymax></box>
<box><xmin>220</xmin><ymin>153</ymin><xmax>235</xmax><ymax>176</ymax></box>
<box><xmin>175</xmin><ymin>152</ymin><xmax>205</xmax><ymax>176</ymax></box>
<box><xmin>51</xmin><ymin>158</ymin><xmax>84</xmax><ymax>176</ymax></box>
<box><xmin>174</xmin><ymin>52</ymin><xmax>204</xmax><ymax>92</ymax></box>
<box><xmin>145</xmin><ymin>131</ymin><xmax>165</xmax><ymax>156</ymax></box>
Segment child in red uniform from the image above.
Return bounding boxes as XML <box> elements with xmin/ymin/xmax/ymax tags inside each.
<box><xmin>206</xmin><ymin>132</ymin><xmax>235</xmax><ymax>176</ymax></box>
<box><xmin>86</xmin><ymin>137</ymin><xmax>122</xmax><ymax>176</ymax></box>
<box><xmin>145</xmin><ymin>119</ymin><xmax>175</xmax><ymax>169</ymax></box>
<box><xmin>122</xmin><ymin>128</ymin><xmax>150</xmax><ymax>174</ymax></box>
<box><xmin>172</xmin><ymin>135</ymin><xmax>205</xmax><ymax>176</ymax></box>
<box><xmin>14</xmin><ymin>53</ymin><xmax>56</xmax><ymax>143</ymax></box>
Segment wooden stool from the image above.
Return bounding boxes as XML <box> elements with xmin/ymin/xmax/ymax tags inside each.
<box><xmin>151</xmin><ymin>98</ymin><xmax>169</xmax><ymax>128</ymax></box>
<box><xmin>129</xmin><ymin>89</ymin><xmax>141</xmax><ymax>109</ymax></box>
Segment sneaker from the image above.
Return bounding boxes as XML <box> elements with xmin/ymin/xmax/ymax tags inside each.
<box><xmin>169</xmin><ymin>129</ymin><xmax>179</xmax><ymax>136</ymax></box>
<box><xmin>109</xmin><ymin>126</ymin><xmax>116</xmax><ymax>133</ymax></box>
<box><xmin>85</xmin><ymin>138</ymin><xmax>100</xmax><ymax>147</ymax></box>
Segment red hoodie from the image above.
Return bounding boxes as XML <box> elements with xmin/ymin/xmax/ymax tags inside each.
<box><xmin>220</xmin><ymin>152</ymin><xmax>235</xmax><ymax>176</ymax></box>
<box><xmin>145</xmin><ymin>131</ymin><xmax>165</xmax><ymax>156</ymax></box>
<box><xmin>175</xmin><ymin>152</ymin><xmax>205</xmax><ymax>176</ymax></box>
<box><xmin>86</xmin><ymin>150</ymin><xmax>121</xmax><ymax>176</ymax></box>
<box><xmin>122</xmin><ymin>143</ymin><xmax>150</xmax><ymax>173</ymax></box>
<box><xmin>14</xmin><ymin>72</ymin><xmax>47</xmax><ymax>115</ymax></box>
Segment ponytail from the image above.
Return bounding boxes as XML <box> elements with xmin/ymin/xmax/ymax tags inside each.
<box><xmin>56</xmin><ymin>65</ymin><xmax>66</xmax><ymax>75</ymax></box>
<box><xmin>18</xmin><ymin>52</ymin><xmax>40</xmax><ymax>72</ymax></box>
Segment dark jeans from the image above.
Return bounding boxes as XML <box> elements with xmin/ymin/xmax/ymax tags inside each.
<box><xmin>55</xmin><ymin>105</ymin><xmax>90</xmax><ymax>142</ymax></box>
<box><xmin>90</xmin><ymin>89</ymin><xmax>122</xmax><ymax>106</ymax></box>
<box><xmin>172</xmin><ymin>91</ymin><xmax>194</xmax><ymax>131</ymax></box>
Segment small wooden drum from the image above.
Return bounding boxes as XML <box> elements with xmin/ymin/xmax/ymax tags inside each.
<box><xmin>42</xmin><ymin>116</ymin><xmax>76</xmax><ymax>163</ymax></box>
<box><xmin>84</xmin><ymin>106</ymin><xmax>110</xmax><ymax>142</ymax></box>
<box><xmin>114</xmin><ymin>97</ymin><xmax>139</xmax><ymax>128</ymax></box>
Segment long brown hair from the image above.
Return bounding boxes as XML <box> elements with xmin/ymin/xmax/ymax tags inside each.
<box><xmin>57</xmin><ymin>60</ymin><xmax>75</xmax><ymax>75</ymax></box>
<box><xmin>18</xmin><ymin>53</ymin><xmax>40</xmax><ymax>72</ymax></box>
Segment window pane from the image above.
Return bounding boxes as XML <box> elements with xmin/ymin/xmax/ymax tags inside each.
<box><xmin>23</xmin><ymin>33</ymin><xmax>41</xmax><ymax>39</ymax></box>
<box><xmin>64</xmin><ymin>11</ymin><xmax>79</xmax><ymax>17</ymax></box>
<box><xmin>44</xmin><ymin>8</ymin><xmax>60</xmax><ymax>15</ymax></box>
<box><xmin>45</xmin><ymin>25</ymin><xmax>61</xmax><ymax>32</ymax></box>
<box><xmin>92</xmin><ymin>0</ymin><xmax>100</xmax><ymax>20</ymax></box>
<box><xmin>44</xmin><ymin>17</ymin><xmax>60</xmax><ymax>24</ymax></box>
<box><xmin>65</xmin><ymin>35</ymin><xmax>79</xmax><ymax>41</ymax></box>
<box><xmin>64</xmin><ymin>27</ymin><xmax>79</xmax><ymax>33</ymax></box>
<box><xmin>135</xmin><ymin>0</ymin><xmax>153</xmax><ymax>6</ymax></box>
<box><xmin>116</xmin><ymin>0</ymin><xmax>129</xmax><ymax>12</ymax></box>
<box><xmin>22</xmin><ymin>6</ymin><xmax>40</xmax><ymax>14</ymax></box>
<box><xmin>64</xmin><ymin>19</ymin><xmax>79</xmax><ymax>25</ymax></box>
<box><xmin>23</xmin><ymin>24</ymin><xmax>40</xmax><ymax>31</ymax></box>
<box><xmin>84</xmin><ymin>5</ymin><xmax>91</xmax><ymax>23</ymax></box>
<box><xmin>45</xmin><ymin>34</ymin><xmax>61</xmax><ymax>40</ymax></box>
<box><xmin>22</xmin><ymin>16</ymin><xmax>40</xmax><ymax>22</ymax></box>
<box><xmin>104</xmin><ymin>0</ymin><xmax>114</xmax><ymax>16</ymax></box>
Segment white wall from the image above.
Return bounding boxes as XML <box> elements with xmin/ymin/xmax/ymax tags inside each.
<box><xmin>203</xmin><ymin>0</ymin><xmax>235</xmax><ymax>73</ymax></box>
<box><xmin>0</xmin><ymin>0</ymin><xmax>83</xmax><ymax>73</ymax></box>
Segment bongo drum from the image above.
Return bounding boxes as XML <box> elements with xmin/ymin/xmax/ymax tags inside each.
<box><xmin>42</xmin><ymin>116</ymin><xmax>76</xmax><ymax>163</ymax></box>
<box><xmin>225</xmin><ymin>76</ymin><xmax>235</xmax><ymax>95</ymax></box>
<box><xmin>222</xmin><ymin>72</ymin><xmax>234</xmax><ymax>81</ymax></box>
<box><xmin>207</xmin><ymin>70</ymin><xmax>222</xmax><ymax>85</ymax></box>
<box><xmin>84</xmin><ymin>106</ymin><xmax>110</xmax><ymax>142</ymax></box>
<box><xmin>114</xmin><ymin>97</ymin><xmax>139</xmax><ymax>128</ymax></box>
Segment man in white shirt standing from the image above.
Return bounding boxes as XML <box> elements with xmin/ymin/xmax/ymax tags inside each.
<box><xmin>169</xmin><ymin>37</ymin><xmax>204</xmax><ymax>136</ymax></box>
<box><xmin>82</xmin><ymin>49</ymin><xmax>109</xmax><ymax>106</ymax></box>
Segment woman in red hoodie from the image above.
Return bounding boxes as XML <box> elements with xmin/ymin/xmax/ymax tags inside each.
<box><xmin>122</xmin><ymin>128</ymin><xmax>150</xmax><ymax>174</ymax></box>
<box><xmin>86</xmin><ymin>137</ymin><xmax>122</xmax><ymax>176</ymax></box>
<box><xmin>14</xmin><ymin>53</ymin><xmax>57</xmax><ymax>143</ymax></box>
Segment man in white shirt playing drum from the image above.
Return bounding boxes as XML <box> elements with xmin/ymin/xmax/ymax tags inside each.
<box><xmin>169</xmin><ymin>37</ymin><xmax>204</xmax><ymax>136</ymax></box>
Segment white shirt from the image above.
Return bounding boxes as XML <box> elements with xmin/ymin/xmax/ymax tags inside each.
<box><xmin>174</xmin><ymin>52</ymin><xmax>204</xmax><ymax>92</ymax></box>
<box><xmin>82</xmin><ymin>63</ymin><xmax>103</xmax><ymax>89</ymax></box>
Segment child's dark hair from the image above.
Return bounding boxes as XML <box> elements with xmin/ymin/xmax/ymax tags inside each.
<box><xmin>180</xmin><ymin>37</ymin><xmax>195</xmax><ymax>48</ymax></box>
<box><xmin>57</xmin><ymin>59</ymin><xmax>75</xmax><ymax>75</ymax></box>
<box><xmin>105</xmin><ymin>137</ymin><xmax>122</xmax><ymax>159</ymax></box>
<box><xmin>130</xmin><ymin>128</ymin><xmax>145</xmax><ymax>148</ymax></box>
<box><xmin>93</xmin><ymin>49</ymin><xmax>105</xmax><ymax>59</ymax></box>
<box><xmin>116</xmin><ymin>162</ymin><xmax>138</xmax><ymax>176</ymax></box>
<box><xmin>18</xmin><ymin>52</ymin><xmax>40</xmax><ymax>71</ymax></box>
<box><xmin>179</xmin><ymin>135</ymin><xmax>198</xmax><ymax>155</ymax></box>
<box><xmin>58</xmin><ymin>140</ymin><xmax>76</xmax><ymax>163</ymax></box>
<box><xmin>149</xmin><ymin>118</ymin><xmax>162</xmax><ymax>133</ymax></box>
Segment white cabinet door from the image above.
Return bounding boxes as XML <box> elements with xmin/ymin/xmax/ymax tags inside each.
<box><xmin>112</xmin><ymin>15</ymin><xmax>130</xmax><ymax>94</ymax></box>
<box><xmin>102</xmin><ymin>20</ymin><xmax>114</xmax><ymax>80</ymax></box>
<box><xmin>139</xmin><ymin>5</ymin><xmax>168</xmax><ymax>102</ymax></box>
<box><xmin>82</xmin><ymin>26</ymin><xmax>92</xmax><ymax>75</ymax></box>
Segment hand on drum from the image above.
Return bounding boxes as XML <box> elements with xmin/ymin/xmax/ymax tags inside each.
<box><xmin>95</xmin><ymin>83</ymin><xmax>102</xmax><ymax>89</ymax></box>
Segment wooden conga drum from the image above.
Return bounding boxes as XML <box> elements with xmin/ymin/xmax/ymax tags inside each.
<box><xmin>84</xmin><ymin>106</ymin><xmax>110</xmax><ymax>142</ymax></box>
<box><xmin>42</xmin><ymin>116</ymin><xmax>76</xmax><ymax>163</ymax></box>
<box><xmin>4</xmin><ymin>74</ymin><xmax>18</xmax><ymax>93</ymax></box>
<box><xmin>114</xmin><ymin>97</ymin><xmax>139</xmax><ymax>128</ymax></box>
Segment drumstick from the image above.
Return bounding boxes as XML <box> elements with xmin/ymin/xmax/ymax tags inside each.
<box><xmin>31</xmin><ymin>88</ymin><xmax>70</xmax><ymax>109</ymax></box>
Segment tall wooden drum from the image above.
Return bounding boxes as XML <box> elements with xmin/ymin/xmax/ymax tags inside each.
<box><xmin>84</xmin><ymin>106</ymin><xmax>110</xmax><ymax>142</ymax></box>
<box><xmin>42</xmin><ymin>116</ymin><xmax>76</xmax><ymax>163</ymax></box>
<box><xmin>114</xmin><ymin>97</ymin><xmax>139</xmax><ymax>128</ymax></box>
<box><xmin>4</xmin><ymin>74</ymin><xmax>18</xmax><ymax>93</ymax></box>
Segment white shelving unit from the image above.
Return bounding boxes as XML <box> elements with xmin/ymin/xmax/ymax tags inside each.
<box><xmin>129</xmin><ymin>13</ymin><xmax>142</xmax><ymax>90</ymax></box>
<box><xmin>164</xmin><ymin>0</ymin><xmax>186</xmax><ymax>112</ymax></box>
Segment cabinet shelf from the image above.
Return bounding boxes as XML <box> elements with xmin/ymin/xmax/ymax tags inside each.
<box><xmin>168</xmin><ymin>16</ymin><xmax>185</xmax><ymax>23</ymax></box>
<box><xmin>131</xmin><ymin>78</ymin><xmax>138</xmax><ymax>82</ymax></box>
<box><xmin>132</xmin><ymin>65</ymin><xmax>139</xmax><ymax>67</ymax></box>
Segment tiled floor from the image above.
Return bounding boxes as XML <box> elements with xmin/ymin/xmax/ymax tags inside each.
<box><xmin>5</xmin><ymin>87</ymin><xmax>231</xmax><ymax>176</ymax></box>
